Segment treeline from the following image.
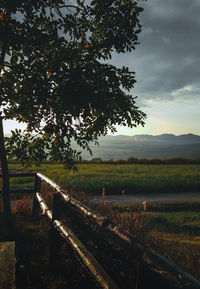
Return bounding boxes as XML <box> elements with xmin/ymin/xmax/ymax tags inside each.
<box><xmin>81</xmin><ymin>157</ymin><xmax>200</xmax><ymax>165</ymax></box>
<box><xmin>8</xmin><ymin>157</ymin><xmax>200</xmax><ymax>165</ymax></box>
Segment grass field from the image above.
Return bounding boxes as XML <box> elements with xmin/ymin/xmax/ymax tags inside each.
<box><xmin>1</xmin><ymin>162</ymin><xmax>200</xmax><ymax>280</ymax></box>
<box><xmin>5</xmin><ymin>163</ymin><xmax>200</xmax><ymax>195</ymax></box>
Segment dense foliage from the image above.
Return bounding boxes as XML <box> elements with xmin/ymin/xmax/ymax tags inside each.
<box><xmin>0</xmin><ymin>0</ymin><xmax>146</xmax><ymax>168</ymax></box>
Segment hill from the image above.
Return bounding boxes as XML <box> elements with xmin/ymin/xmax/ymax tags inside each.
<box><xmin>5</xmin><ymin>133</ymin><xmax>200</xmax><ymax>160</ymax></box>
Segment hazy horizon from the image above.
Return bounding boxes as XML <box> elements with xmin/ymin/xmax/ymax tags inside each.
<box><xmin>3</xmin><ymin>121</ymin><xmax>200</xmax><ymax>138</ymax></box>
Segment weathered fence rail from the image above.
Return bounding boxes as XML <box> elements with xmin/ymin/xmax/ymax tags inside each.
<box><xmin>1</xmin><ymin>172</ymin><xmax>200</xmax><ymax>289</ymax></box>
<box><xmin>0</xmin><ymin>172</ymin><xmax>36</xmax><ymax>194</ymax></box>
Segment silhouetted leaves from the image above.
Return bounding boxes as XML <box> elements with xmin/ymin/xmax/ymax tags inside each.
<box><xmin>0</xmin><ymin>0</ymin><xmax>146</xmax><ymax>168</ymax></box>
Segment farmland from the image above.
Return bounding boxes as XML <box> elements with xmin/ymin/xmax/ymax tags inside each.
<box><xmin>1</xmin><ymin>162</ymin><xmax>200</xmax><ymax>279</ymax></box>
<box><xmin>5</xmin><ymin>163</ymin><xmax>200</xmax><ymax>195</ymax></box>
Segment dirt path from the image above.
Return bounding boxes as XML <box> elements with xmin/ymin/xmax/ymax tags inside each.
<box><xmin>94</xmin><ymin>192</ymin><xmax>200</xmax><ymax>204</ymax></box>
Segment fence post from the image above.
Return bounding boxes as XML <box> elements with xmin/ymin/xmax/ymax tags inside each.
<box><xmin>52</xmin><ymin>193</ymin><xmax>60</xmax><ymax>221</ymax></box>
<box><xmin>49</xmin><ymin>194</ymin><xmax>63</xmax><ymax>269</ymax></box>
<box><xmin>32</xmin><ymin>174</ymin><xmax>41</xmax><ymax>217</ymax></box>
<box><xmin>34</xmin><ymin>174</ymin><xmax>41</xmax><ymax>193</ymax></box>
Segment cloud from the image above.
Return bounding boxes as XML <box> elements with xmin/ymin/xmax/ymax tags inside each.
<box><xmin>111</xmin><ymin>0</ymin><xmax>200</xmax><ymax>104</ymax></box>
<box><xmin>171</xmin><ymin>84</ymin><xmax>200</xmax><ymax>101</ymax></box>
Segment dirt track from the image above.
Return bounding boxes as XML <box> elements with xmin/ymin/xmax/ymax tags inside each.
<box><xmin>94</xmin><ymin>192</ymin><xmax>200</xmax><ymax>204</ymax></box>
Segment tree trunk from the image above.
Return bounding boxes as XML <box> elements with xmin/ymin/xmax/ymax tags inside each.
<box><xmin>0</xmin><ymin>1</ymin><xmax>15</xmax><ymax>235</ymax></box>
<box><xmin>0</xmin><ymin>117</ymin><xmax>13</xmax><ymax>234</ymax></box>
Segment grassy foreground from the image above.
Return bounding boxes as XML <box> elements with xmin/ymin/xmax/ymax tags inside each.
<box><xmin>1</xmin><ymin>188</ymin><xmax>200</xmax><ymax>283</ymax></box>
<box><xmin>0</xmin><ymin>211</ymin><xmax>96</xmax><ymax>289</ymax></box>
<box><xmin>106</xmin><ymin>201</ymin><xmax>200</xmax><ymax>279</ymax></box>
<box><xmin>5</xmin><ymin>163</ymin><xmax>200</xmax><ymax>195</ymax></box>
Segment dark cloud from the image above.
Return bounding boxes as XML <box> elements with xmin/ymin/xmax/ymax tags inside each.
<box><xmin>111</xmin><ymin>0</ymin><xmax>200</xmax><ymax>103</ymax></box>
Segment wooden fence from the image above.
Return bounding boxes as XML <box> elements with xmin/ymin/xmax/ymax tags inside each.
<box><xmin>0</xmin><ymin>172</ymin><xmax>200</xmax><ymax>289</ymax></box>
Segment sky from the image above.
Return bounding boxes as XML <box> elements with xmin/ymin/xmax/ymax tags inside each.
<box><xmin>114</xmin><ymin>0</ymin><xmax>200</xmax><ymax>136</ymax></box>
<box><xmin>4</xmin><ymin>0</ymin><xmax>200</xmax><ymax>136</ymax></box>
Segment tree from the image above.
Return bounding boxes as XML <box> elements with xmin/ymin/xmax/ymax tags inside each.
<box><xmin>0</xmin><ymin>0</ymin><xmax>146</xmax><ymax>169</ymax></box>
<box><xmin>0</xmin><ymin>0</ymin><xmax>146</xmax><ymax>232</ymax></box>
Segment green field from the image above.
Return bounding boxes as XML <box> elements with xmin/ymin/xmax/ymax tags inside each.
<box><xmin>5</xmin><ymin>163</ymin><xmax>200</xmax><ymax>195</ymax></box>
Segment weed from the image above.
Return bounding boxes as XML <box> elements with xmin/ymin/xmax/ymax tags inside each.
<box><xmin>12</xmin><ymin>194</ymin><xmax>32</xmax><ymax>216</ymax></box>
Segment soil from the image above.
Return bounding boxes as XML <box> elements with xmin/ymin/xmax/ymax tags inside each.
<box><xmin>94</xmin><ymin>192</ymin><xmax>200</xmax><ymax>204</ymax></box>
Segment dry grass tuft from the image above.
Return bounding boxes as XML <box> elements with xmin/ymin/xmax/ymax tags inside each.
<box><xmin>12</xmin><ymin>194</ymin><xmax>32</xmax><ymax>216</ymax></box>
<box><xmin>40</xmin><ymin>185</ymin><xmax>54</xmax><ymax>210</ymax></box>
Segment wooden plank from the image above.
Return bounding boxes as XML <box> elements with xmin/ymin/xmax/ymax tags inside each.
<box><xmin>0</xmin><ymin>242</ymin><xmax>16</xmax><ymax>289</ymax></box>
<box><xmin>54</xmin><ymin>219</ymin><xmax>120</xmax><ymax>289</ymax></box>
<box><xmin>36</xmin><ymin>173</ymin><xmax>108</xmax><ymax>225</ymax></box>
<box><xmin>36</xmin><ymin>173</ymin><xmax>61</xmax><ymax>192</ymax></box>
<box><xmin>35</xmin><ymin>193</ymin><xmax>52</xmax><ymax>220</ymax></box>
<box><xmin>59</xmin><ymin>192</ymin><xmax>108</xmax><ymax>226</ymax></box>
<box><xmin>0</xmin><ymin>189</ymin><xmax>35</xmax><ymax>194</ymax></box>
<box><xmin>34</xmin><ymin>175</ymin><xmax>41</xmax><ymax>193</ymax></box>
<box><xmin>142</xmin><ymin>248</ymin><xmax>200</xmax><ymax>289</ymax></box>
<box><xmin>0</xmin><ymin>172</ymin><xmax>36</xmax><ymax>178</ymax></box>
<box><xmin>35</xmin><ymin>192</ymin><xmax>120</xmax><ymax>289</ymax></box>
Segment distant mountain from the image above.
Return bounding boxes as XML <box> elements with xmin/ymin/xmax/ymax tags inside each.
<box><xmin>81</xmin><ymin>134</ymin><xmax>200</xmax><ymax>160</ymax></box>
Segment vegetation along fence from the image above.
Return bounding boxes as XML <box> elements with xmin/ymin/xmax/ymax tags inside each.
<box><xmin>0</xmin><ymin>172</ymin><xmax>200</xmax><ymax>289</ymax></box>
